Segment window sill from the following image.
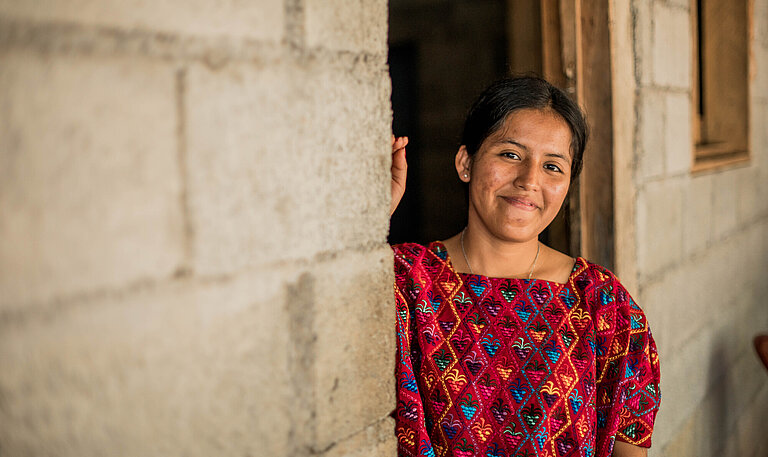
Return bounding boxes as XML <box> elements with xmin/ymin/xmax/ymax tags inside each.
<box><xmin>691</xmin><ymin>151</ymin><xmax>750</xmax><ymax>174</ymax></box>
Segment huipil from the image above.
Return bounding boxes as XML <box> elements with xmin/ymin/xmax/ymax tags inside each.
<box><xmin>394</xmin><ymin>242</ymin><xmax>661</xmax><ymax>457</ymax></box>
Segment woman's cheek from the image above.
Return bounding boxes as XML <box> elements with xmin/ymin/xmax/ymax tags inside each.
<box><xmin>546</xmin><ymin>178</ymin><xmax>570</xmax><ymax>197</ymax></box>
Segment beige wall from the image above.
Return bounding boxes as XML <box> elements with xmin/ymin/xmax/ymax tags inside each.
<box><xmin>3</xmin><ymin>1</ymin><xmax>768</xmax><ymax>456</ymax></box>
<box><xmin>618</xmin><ymin>0</ymin><xmax>768</xmax><ymax>456</ymax></box>
<box><xmin>0</xmin><ymin>1</ymin><xmax>395</xmax><ymax>456</ymax></box>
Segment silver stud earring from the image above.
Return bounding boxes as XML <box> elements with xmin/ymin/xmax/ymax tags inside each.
<box><xmin>464</xmin><ymin>174</ymin><xmax>468</xmax><ymax>178</ymax></box>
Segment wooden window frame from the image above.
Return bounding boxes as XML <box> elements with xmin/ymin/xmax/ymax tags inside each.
<box><xmin>691</xmin><ymin>0</ymin><xmax>753</xmax><ymax>173</ymax></box>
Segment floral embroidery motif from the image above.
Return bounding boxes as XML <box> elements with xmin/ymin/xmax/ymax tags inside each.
<box><xmin>394</xmin><ymin>242</ymin><xmax>661</xmax><ymax>457</ymax></box>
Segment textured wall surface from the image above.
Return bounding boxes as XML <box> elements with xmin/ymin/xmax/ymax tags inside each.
<box><xmin>4</xmin><ymin>1</ymin><xmax>768</xmax><ymax>456</ymax></box>
<box><xmin>626</xmin><ymin>0</ymin><xmax>768</xmax><ymax>456</ymax></box>
<box><xmin>0</xmin><ymin>1</ymin><xmax>395</xmax><ymax>456</ymax></box>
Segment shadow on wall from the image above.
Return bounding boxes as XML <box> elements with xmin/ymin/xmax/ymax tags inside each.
<box><xmin>706</xmin><ymin>341</ymin><xmax>729</xmax><ymax>456</ymax></box>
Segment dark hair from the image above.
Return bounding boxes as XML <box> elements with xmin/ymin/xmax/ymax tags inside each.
<box><xmin>461</xmin><ymin>76</ymin><xmax>589</xmax><ymax>180</ymax></box>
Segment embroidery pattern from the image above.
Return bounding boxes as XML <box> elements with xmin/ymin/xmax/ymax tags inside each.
<box><xmin>394</xmin><ymin>242</ymin><xmax>660</xmax><ymax>457</ymax></box>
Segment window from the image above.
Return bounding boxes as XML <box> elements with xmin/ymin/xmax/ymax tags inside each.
<box><xmin>691</xmin><ymin>0</ymin><xmax>751</xmax><ymax>171</ymax></box>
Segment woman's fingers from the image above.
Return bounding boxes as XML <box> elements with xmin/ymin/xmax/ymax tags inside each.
<box><xmin>392</xmin><ymin>137</ymin><xmax>408</xmax><ymax>166</ymax></box>
<box><xmin>390</xmin><ymin>136</ymin><xmax>409</xmax><ymax>217</ymax></box>
<box><xmin>391</xmin><ymin>137</ymin><xmax>408</xmax><ymax>181</ymax></box>
<box><xmin>392</xmin><ymin>136</ymin><xmax>408</xmax><ymax>152</ymax></box>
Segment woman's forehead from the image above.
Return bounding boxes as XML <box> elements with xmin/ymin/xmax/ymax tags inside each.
<box><xmin>490</xmin><ymin>109</ymin><xmax>572</xmax><ymax>145</ymax></box>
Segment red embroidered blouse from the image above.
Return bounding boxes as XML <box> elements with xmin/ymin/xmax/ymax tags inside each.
<box><xmin>394</xmin><ymin>242</ymin><xmax>661</xmax><ymax>457</ymax></box>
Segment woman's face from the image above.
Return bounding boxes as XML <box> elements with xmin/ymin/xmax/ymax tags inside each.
<box><xmin>456</xmin><ymin>108</ymin><xmax>573</xmax><ymax>243</ymax></box>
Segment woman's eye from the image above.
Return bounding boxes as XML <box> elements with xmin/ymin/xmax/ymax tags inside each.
<box><xmin>501</xmin><ymin>152</ymin><xmax>521</xmax><ymax>159</ymax></box>
<box><xmin>545</xmin><ymin>164</ymin><xmax>563</xmax><ymax>173</ymax></box>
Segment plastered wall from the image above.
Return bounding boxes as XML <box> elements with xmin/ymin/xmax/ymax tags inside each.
<box><xmin>627</xmin><ymin>0</ymin><xmax>768</xmax><ymax>455</ymax></box>
<box><xmin>4</xmin><ymin>1</ymin><xmax>768</xmax><ymax>456</ymax></box>
<box><xmin>0</xmin><ymin>1</ymin><xmax>395</xmax><ymax>456</ymax></box>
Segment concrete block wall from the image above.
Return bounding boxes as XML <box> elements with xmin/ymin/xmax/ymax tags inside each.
<box><xmin>629</xmin><ymin>0</ymin><xmax>768</xmax><ymax>455</ymax></box>
<box><xmin>0</xmin><ymin>1</ymin><xmax>395</xmax><ymax>456</ymax></box>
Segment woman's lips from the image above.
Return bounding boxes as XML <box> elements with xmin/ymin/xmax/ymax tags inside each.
<box><xmin>502</xmin><ymin>196</ymin><xmax>538</xmax><ymax>211</ymax></box>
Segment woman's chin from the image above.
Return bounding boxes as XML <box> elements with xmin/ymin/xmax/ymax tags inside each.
<box><xmin>488</xmin><ymin>226</ymin><xmax>542</xmax><ymax>244</ymax></box>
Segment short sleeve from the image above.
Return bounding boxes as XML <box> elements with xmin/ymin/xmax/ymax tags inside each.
<box><xmin>591</xmin><ymin>267</ymin><xmax>661</xmax><ymax>454</ymax></box>
<box><xmin>392</xmin><ymin>244</ymin><xmax>436</xmax><ymax>457</ymax></box>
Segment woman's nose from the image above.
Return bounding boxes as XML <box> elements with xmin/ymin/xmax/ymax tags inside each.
<box><xmin>515</xmin><ymin>161</ymin><xmax>540</xmax><ymax>190</ymax></box>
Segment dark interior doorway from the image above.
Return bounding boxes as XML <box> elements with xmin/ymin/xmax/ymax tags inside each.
<box><xmin>388</xmin><ymin>0</ymin><xmax>573</xmax><ymax>255</ymax></box>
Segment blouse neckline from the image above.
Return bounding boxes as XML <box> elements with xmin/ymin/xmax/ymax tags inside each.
<box><xmin>428</xmin><ymin>240</ymin><xmax>585</xmax><ymax>287</ymax></box>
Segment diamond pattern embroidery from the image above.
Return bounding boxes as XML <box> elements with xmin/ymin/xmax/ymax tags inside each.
<box><xmin>395</xmin><ymin>242</ymin><xmax>660</xmax><ymax>457</ymax></box>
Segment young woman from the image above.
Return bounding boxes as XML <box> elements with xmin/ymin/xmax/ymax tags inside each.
<box><xmin>390</xmin><ymin>76</ymin><xmax>660</xmax><ymax>457</ymax></box>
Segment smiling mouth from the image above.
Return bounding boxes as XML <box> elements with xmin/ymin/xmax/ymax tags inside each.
<box><xmin>502</xmin><ymin>196</ymin><xmax>538</xmax><ymax>211</ymax></box>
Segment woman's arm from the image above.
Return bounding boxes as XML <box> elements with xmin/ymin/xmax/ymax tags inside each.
<box><xmin>390</xmin><ymin>135</ymin><xmax>408</xmax><ymax>216</ymax></box>
<box><xmin>612</xmin><ymin>439</ymin><xmax>648</xmax><ymax>456</ymax></box>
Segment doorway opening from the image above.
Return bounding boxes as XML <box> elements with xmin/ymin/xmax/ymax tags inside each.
<box><xmin>387</xmin><ymin>0</ymin><xmax>576</xmax><ymax>257</ymax></box>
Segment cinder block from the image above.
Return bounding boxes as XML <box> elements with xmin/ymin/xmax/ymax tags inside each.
<box><xmin>739</xmin><ymin>230</ymin><xmax>768</xmax><ymax>323</ymax></box>
<box><xmin>652</xmin><ymin>3</ymin><xmax>691</xmax><ymax>89</ymax></box>
<box><xmin>655</xmin><ymin>294</ymin><xmax>768</xmax><ymax>453</ymax></box>
<box><xmin>639</xmin><ymin>267</ymin><xmax>685</xmax><ymax>359</ymax></box>
<box><xmin>698</xmin><ymin>230</ymin><xmax>756</xmax><ymax>318</ymax></box>
<box><xmin>636</xmin><ymin>89</ymin><xmax>666</xmax><ymax>180</ymax></box>
<box><xmin>0</xmin><ymin>50</ymin><xmax>184</xmax><ymax>310</ymax></box>
<box><xmin>650</xmin><ymin>326</ymin><xmax>715</xmax><ymax>450</ymax></box>
<box><xmin>637</xmin><ymin>276</ymin><xmax>671</xmax><ymax>360</ymax></box>
<box><xmin>735</xmin><ymin>385</ymin><xmax>768</xmax><ymax>457</ymax></box>
<box><xmin>753</xmin><ymin>47</ymin><xmax>768</xmax><ymax>99</ymax></box>
<box><xmin>659</xmin><ymin>369</ymin><xmax>764</xmax><ymax>457</ymax></box>
<box><xmin>735</xmin><ymin>167</ymin><xmax>760</xmax><ymax>225</ymax></box>
<box><xmin>664</xmin><ymin>0</ymin><xmax>690</xmax><ymax>9</ymax></box>
<box><xmin>711</xmin><ymin>170</ymin><xmax>739</xmax><ymax>239</ymax></box>
<box><xmin>682</xmin><ymin>174</ymin><xmax>712</xmax><ymax>256</ymax></box>
<box><xmin>0</xmin><ymin>268</ymin><xmax>296</xmax><ymax>456</ymax></box>
<box><xmin>761</xmin><ymin>220</ymin><xmax>768</xmax><ymax>280</ymax></box>
<box><xmin>746</xmin><ymin>222</ymin><xmax>768</xmax><ymax>288</ymax></box>
<box><xmin>185</xmin><ymin>61</ymin><xmax>392</xmax><ymax>276</ymax></box>
<box><xmin>312</xmin><ymin>247</ymin><xmax>395</xmax><ymax>450</ymax></box>
<box><xmin>634</xmin><ymin>223</ymin><xmax>768</xmax><ymax>457</ymax></box>
<box><xmin>751</xmin><ymin>109</ymin><xmax>768</xmax><ymax>221</ymax></box>
<box><xmin>0</xmin><ymin>0</ymin><xmax>283</xmax><ymax>42</ymax></box>
<box><xmin>639</xmin><ymin>253</ymin><xmax>729</xmax><ymax>360</ymax></box>
<box><xmin>688</xmin><ymin>244</ymin><xmax>727</xmax><ymax>319</ymax></box>
<box><xmin>637</xmin><ymin>178</ymin><xmax>683</xmax><ymax>276</ymax></box>
<box><xmin>304</xmin><ymin>0</ymin><xmax>388</xmax><ymax>54</ymax></box>
<box><xmin>664</xmin><ymin>92</ymin><xmax>692</xmax><ymax>175</ymax></box>
<box><xmin>685</xmin><ymin>316</ymin><xmax>768</xmax><ymax>457</ymax></box>
<box><xmin>322</xmin><ymin>418</ymin><xmax>396</xmax><ymax>457</ymax></box>
<box><xmin>724</xmin><ymin>342</ymin><xmax>767</xmax><ymax>426</ymax></box>
<box><xmin>751</xmin><ymin>102</ymin><xmax>768</xmax><ymax>172</ymax></box>
<box><xmin>756</xmin><ymin>0</ymin><xmax>768</xmax><ymax>50</ymax></box>
<box><xmin>659</xmin><ymin>411</ymin><xmax>696</xmax><ymax>457</ymax></box>
<box><xmin>633</xmin><ymin>0</ymin><xmax>654</xmax><ymax>87</ymax></box>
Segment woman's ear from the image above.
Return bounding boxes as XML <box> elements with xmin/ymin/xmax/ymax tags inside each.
<box><xmin>455</xmin><ymin>145</ymin><xmax>471</xmax><ymax>182</ymax></box>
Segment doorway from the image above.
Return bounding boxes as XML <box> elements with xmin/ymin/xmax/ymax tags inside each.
<box><xmin>388</xmin><ymin>0</ymin><xmax>580</xmax><ymax>258</ymax></box>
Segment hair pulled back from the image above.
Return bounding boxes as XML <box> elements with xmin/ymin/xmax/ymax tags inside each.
<box><xmin>461</xmin><ymin>76</ymin><xmax>589</xmax><ymax>180</ymax></box>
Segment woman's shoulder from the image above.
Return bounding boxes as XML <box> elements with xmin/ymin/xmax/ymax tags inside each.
<box><xmin>392</xmin><ymin>241</ymin><xmax>426</xmax><ymax>256</ymax></box>
<box><xmin>392</xmin><ymin>241</ymin><xmax>447</xmax><ymax>263</ymax></box>
<box><xmin>392</xmin><ymin>242</ymin><xmax>426</xmax><ymax>266</ymax></box>
<box><xmin>570</xmin><ymin>258</ymin><xmax>632</xmax><ymax>296</ymax></box>
<box><xmin>570</xmin><ymin>259</ymin><xmax>647</xmax><ymax>321</ymax></box>
<box><xmin>577</xmin><ymin>258</ymin><xmax>619</xmax><ymax>281</ymax></box>
<box><xmin>392</xmin><ymin>241</ymin><xmax>453</xmax><ymax>282</ymax></box>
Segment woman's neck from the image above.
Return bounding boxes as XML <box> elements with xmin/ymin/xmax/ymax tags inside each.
<box><xmin>456</xmin><ymin>224</ymin><xmax>541</xmax><ymax>279</ymax></box>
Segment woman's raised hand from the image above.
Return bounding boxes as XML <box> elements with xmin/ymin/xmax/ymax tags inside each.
<box><xmin>391</xmin><ymin>135</ymin><xmax>409</xmax><ymax>217</ymax></box>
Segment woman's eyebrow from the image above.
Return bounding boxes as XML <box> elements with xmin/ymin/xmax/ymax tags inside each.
<box><xmin>499</xmin><ymin>139</ymin><xmax>528</xmax><ymax>150</ymax></box>
<box><xmin>545</xmin><ymin>152</ymin><xmax>572</xmax><ymax>163</ymax></box>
